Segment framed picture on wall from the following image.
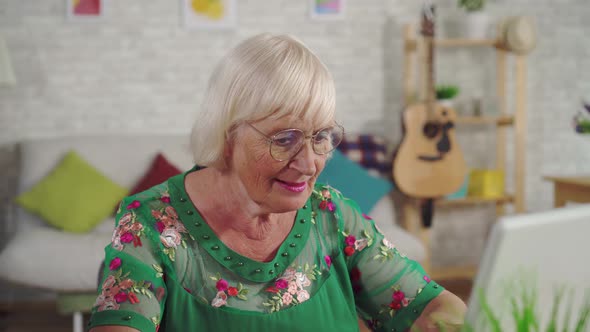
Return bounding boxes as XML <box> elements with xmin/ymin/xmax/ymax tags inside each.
<box><xmin>66</xmin><ymin>0</ymin><xmax>106</xmax><ymax>21</ymax></box>
<box><xmin>310</xmin><ymin>0</ymin><xmax>345</xmax><ymax>20</ymax></box>
<box><xmin>182</xmin><ymin>0</ymin><xmax>237</xmax><ymax>30</ymax></box>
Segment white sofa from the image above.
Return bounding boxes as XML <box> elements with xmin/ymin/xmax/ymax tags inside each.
<box><xmin>0</xmin><ymin>134</ymin><xmax>425</xmax><ymax>293</ymax></box>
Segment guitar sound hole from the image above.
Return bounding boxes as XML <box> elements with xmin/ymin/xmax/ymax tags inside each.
<box><xmin>423</xmin><ymin>122</ymin><xmax>440</xmax><ymax>139</ymax></box>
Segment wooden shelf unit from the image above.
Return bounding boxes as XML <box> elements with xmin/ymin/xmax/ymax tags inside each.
<box><xmin>400</xmin><ymin>23</ymin><xmax>529</xmax><ymax>280</ymax></box>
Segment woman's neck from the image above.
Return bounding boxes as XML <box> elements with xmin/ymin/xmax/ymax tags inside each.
<box><xmin>184</xmin><ymin>168</ymin><xmax>296</xmax><ymax>260</ymax></box>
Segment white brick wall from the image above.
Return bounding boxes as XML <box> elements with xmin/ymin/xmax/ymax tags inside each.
<box><xmin>1</xmin><ymin>0</ymin><xmax>589</xmax><ymax>266</ymax></box>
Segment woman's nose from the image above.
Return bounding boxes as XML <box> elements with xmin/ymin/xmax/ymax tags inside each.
<box><xmin>289</xmin><ymin>141</ymin><xmax>317</xmax><ymax>175</ymax></box>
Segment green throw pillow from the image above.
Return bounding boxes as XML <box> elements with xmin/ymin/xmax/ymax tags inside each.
<box><xmin>15</xmin><ymin>150</ymin><xmax>129</xmax><ymax>233</ymax></box>
<box><xmin>317</xmin><ymin>149</ymin><xmax>394</xmax><ymax>213</ymax></box>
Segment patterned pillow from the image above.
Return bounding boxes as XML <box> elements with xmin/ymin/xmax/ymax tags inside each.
<box><xmin>336</xmin><ymin>133</ymin><xmax>392</xmax><ymax>180</ymax></box>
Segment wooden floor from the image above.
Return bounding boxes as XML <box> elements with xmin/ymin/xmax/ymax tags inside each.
<box><xmin>0</xmin><ymin>278</ymin><xmax>472</xmax><ymax>331</ymax></box>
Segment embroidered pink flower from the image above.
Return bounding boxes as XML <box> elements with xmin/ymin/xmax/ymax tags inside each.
<box><xmin>164</xmin><ymin>206</ymin><xmax>178</xmax><ymax>219</ymax></box>
<box><xmin>119</xmin><ymin>213</ymin><xmax>133</xmax><ymax>226</ymax></box>
<box><xmin>155</xmin><ymin>221</ymin><xmax>165</xmax><ymax>233</ymax></box>
<box><xmin>216</xmin><ymin>279</ymin><xmax>228</xmax><ymax>292</ymax></box>
<box><xmin>345</xmin><ymin>235</ymin><xmax>356</xmax><ymax>246</ymax></box>
<box><xmin>319</xmin><ymin>200</ymin><xmax>328</xmax><ymax>210</ymax></box>
<box><xmin>96</xmin><ymin>295</ymin><xmax>119</xmax><ymax>312</ymax></box>
<box><xmin>120</xmin><ymin>232</ymin><xmax>134</xmax><ymax>243</ymax></box>
<box><xmin>324</xmin><ymin>255</ymin><xmax>332</xmax><ymax>268</ymax></box>
<box><xmin>321</xmin><ymin>189</ymin><xmax>331</xmax><ymax>199</ymax></box>
<box><xmin>402</xmin><ymin>298</ymin><xmax>410</xmax><ymax>307</ymax></box>
<box><xmin>275</xmin><ymin>279</ymin><xmax>288</xmax><ymax>289</ymax></box>
<box><xmin>295</xmin><ymin>272</ymin><xmax>311</xmax><ymax>288</ymax></box>
<box><xmin>119</xmin><ymin>279</ymin><xmax>133</xmax><ymax>290</ymax></box>
<box><xmin>282</xmin><ymin>268</ymin><xmax>297</xmax><ymax>281</ymax></box>
<box><xmin>355</xmin><ymin>238</ymin><xmax>369</xmax><ymax>251</ymax></box>
<box><xmin>131</xmin><ymin>223</ymin><xmax>143</xmax><ymax>232</ymax></box>
<box><xmin>160</xmin><ymin>229</ymin><xmax>181</xmax><ymax>248</ymax></box>
<box><xmin>288</xmin><ymin>282</ymin><xmax>298</xmax><ymax>295</ymax></box>
<box><xmin>282</xmin><ymin>292</ymin><xmax>294</xmax><ymax>305</ymax></box>
<box><xmin>296</xmin><ymin>290</ymin><xmax>310</xmax><ymax>302</ymax></box>
<box><xmin>227</xmin><ymin>287</ymin><xmax>238</xmax><ymax>297</ymax></box>
<box><xmin>114</xmin><ymin>291</ymin><xmax>128</xmax><ymax>303</ymax></box>
<box><xmin>327</xmin><ymin>201</ymin><xmax>336</xmax><ymax>212</ymax></box>
<box><xmin>392</xmin><ymin>290</ymin><xmax>405</xmax><ymax>302</ymax></box>
<box><xmin>102</xmin><ymin>275</ymin><xmax>116</xmax><ymax>290</ymax></box>
<box><xmin>362</xmin><ymin>213</ymin><xmax>372</xmax><ymax>220</ymax></box>
<box><xmin>211</xmin><ymin>291</ymin><xmax>228</xmax><ymax>307</ymax></box>
<box><xmin>127</xmin><ymin>200</ymin><xmax>141</xmax><ymax>209</ymax></box>
<box><xmin>423</xmin><ymin>275</ymin><xmax>431</xmax><ymax>283</ymax></box>
<box><xmin>109</xmin><ymin>257</ymin><xmax>122</xmax><ymax>271</ymax></box>
<box><xmin>344</xmin><ymin>246</ymin><xmax>355</xmax><ymax>256</ymax></box>
<box><xmin>160</xmin><ymin>195</ymin><xmax>171</xmax><ymax>203</ymax></box>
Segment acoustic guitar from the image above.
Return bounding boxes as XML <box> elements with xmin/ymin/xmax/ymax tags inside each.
<box><xmin>393</xmin><ymin>4</ymin><xmax>467</xmax><ymax>225</ymax></box>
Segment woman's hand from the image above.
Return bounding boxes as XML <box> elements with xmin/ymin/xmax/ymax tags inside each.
<box><xmin>411</xmin><ymin>290</ymin><xmax>466</xmax><ymax>332</ymax></box>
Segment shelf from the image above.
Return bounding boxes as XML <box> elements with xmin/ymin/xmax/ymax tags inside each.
<box><xmin>455</xmin><ymin>115</ymin><xmax>514</xmax><ymax>126</ymax></box>
<box><xmin>430</xmin><ymin>265</ymin><xmax>478</xmax><ymax>280</ymax></box>
<box><xmin>405</xmin><ymin>38</ymin><xmax>499</xmax><ymax>51</ymax></box>
<box><xmin>437</xmin><ymin>194</ymin><xmax>514</xmax><ymax>207</ymax></box>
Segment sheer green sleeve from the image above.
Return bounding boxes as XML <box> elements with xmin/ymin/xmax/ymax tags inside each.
<box><xmin>328</xmin><ymin>186</ymin><xmax>444</xmax><ymax>331</ymax></box>
<box><xmin>87</xmin><ymin>196</ymin><xmax>167</xmax><ymax>332</ymax></box>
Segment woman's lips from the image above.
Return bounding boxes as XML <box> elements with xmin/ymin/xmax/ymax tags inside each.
<box><xmin>276</xmin><ymin>180</ymin><xmax>307</xmax><ymax>193</ymax></box>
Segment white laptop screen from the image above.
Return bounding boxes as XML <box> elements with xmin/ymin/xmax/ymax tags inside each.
<box><xmin>465</xmin><ymin>204</ymin><xmax>590</xmax><ymax>331</ymax></box>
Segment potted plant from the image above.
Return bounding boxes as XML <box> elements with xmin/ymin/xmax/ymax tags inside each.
<box><xmin>458</xmin><ymin>0</ymin><xmax>491</xmax><ymax>39</ymax></box>
<box><xmin>436</xmin><ymin>84</ymin><xmax>460</xmax><ymax>108</ymax></box>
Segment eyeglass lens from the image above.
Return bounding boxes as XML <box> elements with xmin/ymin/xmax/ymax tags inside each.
<box><xmin>270</xmin><ymin>126</ymin><xmax>343</xmax><ymax>160</ymax></box>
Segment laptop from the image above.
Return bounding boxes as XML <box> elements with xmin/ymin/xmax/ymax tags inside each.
<box><xmin>464</xmin><ymin>204</ymin><xmax>590</xmax><ymax>331</ymax></box>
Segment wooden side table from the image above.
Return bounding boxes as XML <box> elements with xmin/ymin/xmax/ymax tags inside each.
<box><xmin>544</xmin><ymin>176</ymin><xmax>590</xmax><ymax>207</ymax></box>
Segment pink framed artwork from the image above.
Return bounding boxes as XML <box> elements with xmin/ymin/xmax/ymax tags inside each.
<box><xmin>310</xmin><ymin>0</ymin><xmax>345</xmax><ymax>20</ymax></box>
<box><xmin>66</xmin><ymin>0</ymin><xmax>106</xmax><ymax>21</ymax></box>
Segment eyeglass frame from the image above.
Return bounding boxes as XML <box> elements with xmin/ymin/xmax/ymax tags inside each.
<box><xmin>245</xmin><ymin>122</ymin><xmax>345</xmax><ymax>162</ymax></box>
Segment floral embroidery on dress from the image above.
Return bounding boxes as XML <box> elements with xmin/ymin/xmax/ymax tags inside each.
<box><xmin>209</xmin><ymin>273</ymin><xmax>249</xmax><ymax>307</ymax></box>
<box><xmin>94</xmin><ymin>257</ymin><xmax>156</xmax><ymax>312</ymax></box>
<box><xmin>111</xmin><ymin>211</ymin><xmax>145</xmax><ymax>251</ymax></box>
<box><xmin>313</xmin><ymin>187</ymin><xmax>336</xmax><ymax>212</ymax></box>
<box><xmin>152</xmin><ymin>205</ymin><xmax>189</xmax><ymax>261</ymax></box>
<box><xmin>379</xmin><ymin>285</ymin><xmax>416</xmax><ymax>318</ymax></box>
<box><xmin>263</xmin><ymin>263</ymin><xmax>321</xmax><ymax>313</ymax></box>
<box><xmin>342</xmin><ymin>229</ymin><xmax>373</xmax><ymax>257</ymax></box>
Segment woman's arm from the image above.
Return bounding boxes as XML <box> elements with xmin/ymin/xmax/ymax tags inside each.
<box><xmin>411</xmin><ymin>290</ymin><xmax>466</xmax><ymax>331</ymax></box>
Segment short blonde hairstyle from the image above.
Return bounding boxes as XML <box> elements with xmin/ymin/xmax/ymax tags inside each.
<box><xmin>190</xmin><ymin>33</ymin><xmax>336</xmax><ymax>168</ymax></box>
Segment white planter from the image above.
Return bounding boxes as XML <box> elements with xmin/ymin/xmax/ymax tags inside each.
<box><xmin>462</xmin><ymin>11</ymin><xmax>491</xmax><ymax>39</ymax></box>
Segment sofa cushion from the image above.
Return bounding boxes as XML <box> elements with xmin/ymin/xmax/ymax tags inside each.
<box><xmin>317</xmin><ymin>149</ymin><xmax>393</xmax><ymax>213</ymax></box>
<box><xmin>15</xmin><ymin>150</ymin><xmax>128</xmax><ymax>233</ymax></box>
<box><xmin>129</xmin><ymin>153</ymin><xmax>182</xmax><ymax>196</ymax></box>
<box><xmin>336</xmin><ymin>133</ymin><xmax>392</xmax><ymax>179</ymax></box>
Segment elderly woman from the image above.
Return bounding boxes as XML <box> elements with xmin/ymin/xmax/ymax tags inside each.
<box><xmin>88</xmin><ymin>33</ymin><xmax>465</xmax><ymax>332</ymax></box>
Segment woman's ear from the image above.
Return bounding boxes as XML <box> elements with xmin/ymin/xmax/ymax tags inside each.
<box><xmin>220</xmin><ymin>136</ymin><xmax>234</xmax><ymax>171</ymax></box>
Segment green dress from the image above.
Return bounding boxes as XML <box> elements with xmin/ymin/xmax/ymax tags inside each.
<box><xmin>87</xmin><ymin>167</ymin><xmax>443</xmax><ymax>332</ymax></box>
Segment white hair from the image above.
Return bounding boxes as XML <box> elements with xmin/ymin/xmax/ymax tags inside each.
<box><xmin>189</xmin><ymin>33</ymin><xmax>336</xmax><ymax>168</ymax></box>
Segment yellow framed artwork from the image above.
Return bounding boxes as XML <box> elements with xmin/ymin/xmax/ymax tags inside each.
<box><xmin>182</xmin><ymin>0</ymin><xmax>237</xmax><ymax>30</ymax></box>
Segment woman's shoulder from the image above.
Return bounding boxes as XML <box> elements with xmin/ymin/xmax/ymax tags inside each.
<box><xmin>115</xmin><ymin>178</ymin><xmax>179</xmax><ymax>220</ymax></box>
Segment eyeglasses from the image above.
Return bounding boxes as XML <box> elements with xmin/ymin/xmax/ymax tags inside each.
<box><xmin>246</xmin><ymin>122</ymin><xmax>345</xmax><ymax>161</ymax></box>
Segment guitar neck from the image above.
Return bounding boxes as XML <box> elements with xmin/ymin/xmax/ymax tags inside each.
<box><xmin>421</xmin><ymin>2</ymin><xmax>437</xmax><ymax>117</ymax></box>
<box><xmin>425</xmin><ymin>36</ymin><xmax>436</xmax><ymax>105</ymax></box>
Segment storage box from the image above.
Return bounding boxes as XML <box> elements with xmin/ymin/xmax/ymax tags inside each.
<box><xmin>467</xmin><ymin>169</ymin><xmax>505</xmax><ymax>198</ymax></box>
